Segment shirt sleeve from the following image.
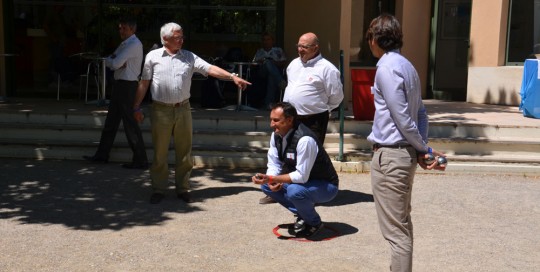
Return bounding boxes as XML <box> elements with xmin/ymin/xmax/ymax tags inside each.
<box><xmin>140</xmin><ymin>51</ymin><xmax>154</xmax><ymax>81</ymax></box>
<box><xmin>325</xmin><ymin>67</ymin><xmax>344</xmax><ymax>111</ymax></box>
<box><xmin>253</xmin><ymin>49</ymin><xmax>264</xmax><ymax>62</ymax></box>
<box><xmin>266</xmin><ymin>133</ymin><xmax>282</xmax><ymax>176</ymax></box>
<box><xmin>288</xmin><ymin>137</ymin><xmax>318</xmax><ymax>184</ymax></box>
<box><xmin>193</xmin><ymin>53</ymin><xmax>211</xmax><ymax>76</ymax></box>
<box><xmin>417</xmin><ymin>106</ymin><xmax>429</xmax><ymax>144</ymax></box>
<box><xmin>106</xmin><ymin>40</ymin><xmax>136</xmax><ymax>70</ymax></box>
<box><xmin>274</xmin><ymin>48</ymin><xmax>287</xmax><ymax>62</ymax></box>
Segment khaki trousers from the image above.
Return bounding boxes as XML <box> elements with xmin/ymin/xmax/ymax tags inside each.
<box><xmin>371</xmin><ymin>146</ymin><xmax>417</xmax><ymax>272</ymax></box>
<box><xmin>149</xmin><ymin>101</ymin><xmax>193</xmax><ymax>194</ymax></box>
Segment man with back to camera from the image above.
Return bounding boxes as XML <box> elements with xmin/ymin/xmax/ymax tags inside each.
<box><xmin>133</xmin><ymin>22</ymin><xmax>251</xmax><ymax>204</ymax></box>
<box><xmin>366</xmin><ymin>14</ymin><xmax>446</xmax><ymax>272</ymax></box>
<box><xmin>83</xmin><ymin>17</ymin><xmax>148</xmax><ymax>169</ymax></box>
<box><xmin>252</xmin><ymin>102</ymin><xmax>339</xmax><ymax>238</ymax></box>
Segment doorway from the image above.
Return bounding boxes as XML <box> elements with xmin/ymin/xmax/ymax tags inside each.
<box><xmin>431</xmin><ymin>0</ymin><xmax>472</xmax><ymax>101</ymax></box>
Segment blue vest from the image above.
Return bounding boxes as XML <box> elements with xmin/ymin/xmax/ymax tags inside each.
<box><xmin>274</xmin><ymin>123</ymin><xmax>339</xmax><ymax>185</ymax></box>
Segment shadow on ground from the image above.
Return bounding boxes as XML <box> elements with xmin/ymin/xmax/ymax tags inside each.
<box><xmin>0</xmin><ymin>159</ymin><xmax>259</xmax><ymax>231</ymax></box>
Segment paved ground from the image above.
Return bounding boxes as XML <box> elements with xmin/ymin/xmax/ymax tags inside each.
<box><xmin>1</xmin><ymin>158</ymin><xmax>539</xmax><ymax>271</ymax></box>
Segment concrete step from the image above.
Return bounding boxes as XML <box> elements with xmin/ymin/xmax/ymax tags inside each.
<box><xmin>3</xmin><ymin>121</ymin><xmax>540</xmax><ymax>162</ymax></box>
<box><xmin>4</xmin><ymin>108</ymin><xmax>540</xmax><ymax>140</ymax></box>
<box><xmin>2</xmin><ymin>100</ymin><xmax>540</xmax><ymax>174</ymax></box>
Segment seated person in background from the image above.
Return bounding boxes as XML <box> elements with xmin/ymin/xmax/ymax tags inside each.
<box><xmin>252</xmin><ymin>32</ymin><xmax>287</xmax><ymax>109</ymax></box>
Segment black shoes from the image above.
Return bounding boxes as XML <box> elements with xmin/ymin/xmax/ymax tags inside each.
<box><xmin>150</xmin><ymin>192</ymin><xmax>194</xmax><ymax>204</ymax></box>
<box><xmin>121</xmin><ymin>163</ymin><xmax>149</xmax><ymax>170</ymax></box>
<box><xmin>295</xmin><ymin>222</ymin><xmax>324</xmax><ymax>238</ymax></box>
<box><xmin>177</xmin><ymin>192</ymin><xmax>194</xmax><ymax>203</ymax></box>
<box><xmin>259</xmin><ymin>195</ymin><xmax>277</xmax><ymax>204</ymax></box>
<box><xmin>294</xmin><ymin>216</ymin><xmax>305</xmax><ymax>233</ymax></box>
<box><xmin>150</xmin><ymin>193</ymin><xmax>165</xmax><ymax>204</ymax></box>
<box><xmin>82</xmin><ymin>155</ymin><xmax>108</xmax><ymax>163</ymax></box>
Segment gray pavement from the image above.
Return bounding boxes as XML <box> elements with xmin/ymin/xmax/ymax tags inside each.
<box><xmin>1</xmin><ymin>158</ymin><xmax>539</xmax><ymax>271</ymax></box>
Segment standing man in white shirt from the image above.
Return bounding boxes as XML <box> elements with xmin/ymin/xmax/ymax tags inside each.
<box><xmin>283</xmin><ymin>32</ymin><xmax>343</xmax><ymax>144</ymax></box>
<box><xmin>83</xmin><ymin>17</ymin><xmax>148</xmax><ymax>169</ymax></box>
<box><xmin>133</xmin><ymin>22</ymin><xmax>251</xmax><ymax>204</ymax></box>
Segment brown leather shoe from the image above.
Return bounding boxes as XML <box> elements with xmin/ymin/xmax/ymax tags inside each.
<box><xmin>177</xmin><ymin>192</ymin><xmax>194</xmax><ymax>203</ymax></box>
<box><xmin>259</xmin><ymin>195</ymin><xmax>277</xmax><ymax>204</ymax></box>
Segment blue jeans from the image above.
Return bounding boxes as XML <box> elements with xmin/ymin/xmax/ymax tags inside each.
<box><xmin>261</xmin><ymin>180</ymin><xmax>338</xmax><ymax>226</ymax></box>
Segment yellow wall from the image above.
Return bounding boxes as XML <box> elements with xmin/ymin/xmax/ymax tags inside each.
<box><xmin>397</xmin><ymin>0</ymin><xmax>432</xmax><ymax>98</ymax></box>
<box><xmin>466</xmin><ymin>0</ymin><xmax>522</xmax><ymax>105</ymax></box>
<box><xmin>284</xmin><ymin>1</ymin><xmax>343</xmax><ymax>67</ymax></box>
<box><xmin>469</xmin><ymin>0</ymin><xmax>510</xmax><ymax>67</ymax></box>
<box><xmin>284</xmin><ymin>0</ymin><xmax>351</xmax><ymax>107</ymax></box>
<box><xmin>284</xmin><ymin>0</ymin><xmax>433</xmax><ymax>107</ymax></box>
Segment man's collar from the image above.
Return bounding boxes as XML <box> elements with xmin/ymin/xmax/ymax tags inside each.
<box><xmin>161</xmin><ymin>47</ymin><xmax>183</xmax><ymax>57</ymax></box>
<box><xmin>302</xmin><ymin>53</ymin><xmax>322</xmax><ymax>65</ymax></box>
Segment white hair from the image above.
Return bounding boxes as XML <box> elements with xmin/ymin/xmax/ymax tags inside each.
<box><xmin>160</xmin><ymin>22</ymin><xmax>182</xmax><ymax>45</ymax></box>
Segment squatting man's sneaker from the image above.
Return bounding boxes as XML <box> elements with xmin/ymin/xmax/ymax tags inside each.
<box><xmin>295</xmin><ymin>222</ymin><xmax>324</xmax><ymax>238</ymax></box>
<box><xmin>259</xmin><ymin>195</ymin><xmax>277</xmax><ymax>204</ymax></box>
<box><xmin>293</xmin><ymin>216</ymin><xmax>305</xmax><ymax>233</ymax></box>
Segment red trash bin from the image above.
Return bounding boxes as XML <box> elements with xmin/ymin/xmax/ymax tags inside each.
<box><xmin>351</xmin><ymin>68</ymin><xmax>376</xmax><ymax>120</ymax></box>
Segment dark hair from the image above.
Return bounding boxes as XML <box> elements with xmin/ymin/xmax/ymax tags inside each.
<box><xmin>119</xmin><ymin>17</ymin><xmax>137</xmax><ymax>31</ymax></box>
<box><xmin>365</xmin><ymin>13</ymin><xmax>403</xmax><ymax>51</ymax></box>
<box><xmin>271</xmin><ymin>102</ymin><xmax>298</xmax><ymax>120</ymax></box>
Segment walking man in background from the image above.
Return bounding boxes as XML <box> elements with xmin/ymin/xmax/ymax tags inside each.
<box><xmin>83</xmin><ymin>17</ymin><xmax>148</xmax><ymax>169</ymax></box>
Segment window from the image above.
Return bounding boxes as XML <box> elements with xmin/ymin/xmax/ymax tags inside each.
<box><xmin>10</xmin><ymin>0</ymin><xmax>279</xmax><ymax>94</ymax></box>
<box><xmin>350</xmin><ymin>0</ymin><xmax>395</xmax><ymax>66</ymax></box>
<box><xmin>506</xmin><ymin>0</ymin><xmax>540</xmax><ymax>65</ymax></box>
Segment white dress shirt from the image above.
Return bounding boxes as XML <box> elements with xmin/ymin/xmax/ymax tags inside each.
<box><xmin>105</xmin><ymin>34</ymin><xmax>143</xmax><ymax>81</ymax></box>
<box><xmin>283</xmin><ymin>54</ymin><xmax>343</xmax><ymax>115</ymax></box>
<box><xmin>266</xmin><ymin>131</ymin><xmax>319</xmax><ymax>184</ymax></box>
<box><xmin>141</xmin><ymin>48</ymin><xmax>211</xmax><ymax>104</ymax></box>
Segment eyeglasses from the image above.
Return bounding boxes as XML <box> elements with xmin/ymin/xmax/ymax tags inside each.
<box><xmin>296</xmin><ymin>43</ymin><xmax>315</xmax><ymax>49</ymax></box>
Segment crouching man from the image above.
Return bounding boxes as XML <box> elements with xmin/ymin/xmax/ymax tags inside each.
<box><xmin>252</xmin><ymin>102</ymin><xmax>339</xmax><ymax>238</ymax></box>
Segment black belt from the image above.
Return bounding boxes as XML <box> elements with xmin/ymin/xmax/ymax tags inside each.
<box><xmin>373</xmin><ymin>143</ymin><xmax>411</xmax><ymax>151</ymax></box>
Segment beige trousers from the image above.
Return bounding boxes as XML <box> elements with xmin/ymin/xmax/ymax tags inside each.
<box><xmin>149</xmin><ymin>101</ymin><xmax>193</xmax><ymax>194</ymax></box>
<box><xmin>371</xmin><ymin>146</ymin><xmax>417</xmax><ymax>272</ymax></box>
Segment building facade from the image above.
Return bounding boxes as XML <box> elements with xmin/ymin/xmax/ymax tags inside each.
<box><xmin>0</xmin><ymin>0</ymin><xmax>535</xmax><ymax>107</ymax></box>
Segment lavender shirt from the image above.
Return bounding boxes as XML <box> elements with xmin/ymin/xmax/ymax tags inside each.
<box><xmin>367</xmin><ymin>50</ymin><xmax>429</xmax><ymax>153</ymax></box>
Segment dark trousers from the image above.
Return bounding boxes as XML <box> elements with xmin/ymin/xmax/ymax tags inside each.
<box><xmin>296</xmin><ymin>111</ymin><xmax>329</xmax><ymax>144</ymax></box>
<box><xmin>95</xmin><ymin>80</ymin><xmax>148</xmax><ymax>165</ymax></box>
